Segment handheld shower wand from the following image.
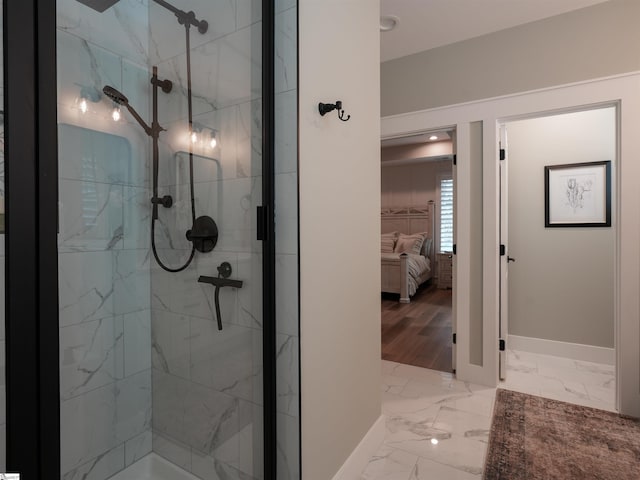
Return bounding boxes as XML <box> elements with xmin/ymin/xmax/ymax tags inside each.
<box><xmin>103</xmin><ymin>85</ymin><xmax>153</xmax><ymax>137</ymax></box>
<box><xmin>103</xmin><ymin>70</ymin><xmax>174</xmax><ymax>220</ymax></box>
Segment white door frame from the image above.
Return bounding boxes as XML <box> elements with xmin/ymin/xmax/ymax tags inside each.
<box><xmin>498</xmin><ymin>124</ymin><xmax>508</xmax><ymax>381</ymax></box>
<box><xmin>381</xmin><ymin>72</ymin><xmax>640</xmax><ymax>417</ymax></box>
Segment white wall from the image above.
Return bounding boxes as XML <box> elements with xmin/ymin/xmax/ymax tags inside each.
<box><xmin>507</xmin><ymin>108</ymin><xmax>615</xmax><ymax>348</ymax></box>
<box><xmin>299</xmin><ymin>0</ymin><xmax>381</xmax><ymax>478</ymax></box>
<box><xmin>381</xmin><ymin>0</ymin><xmax>640</xmax><ymax>116</ymax></box>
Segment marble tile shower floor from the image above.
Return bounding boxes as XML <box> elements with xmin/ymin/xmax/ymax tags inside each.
<box><xmin>108</xmin><ymin>454</ymin><xmax>198</xmax><ymax>480</ymax></box>
<box><xmin>361</xmin><ymin>352</ymin><xmax>616</xmax><ymax>479</ymax></box>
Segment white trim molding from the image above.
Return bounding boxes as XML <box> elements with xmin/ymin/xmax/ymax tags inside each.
<box><xmin>508</xmin><ymin>335</ymin><xmax>615</xmax><ymax>365</ymax></box>
<box><xmin>331</xmin><ymin>415</ymin><xmax>385</xmax><ymax>480</ymax></box>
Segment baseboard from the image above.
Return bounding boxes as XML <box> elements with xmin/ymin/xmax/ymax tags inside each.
<box><xmin>331</xmin><ymin>415</ymin><xmax>385</xmax><ymax>480</ymax></box>
<box><xmin>508</xmin><ymin>335</ymin><xmax>615</xmax><ymax>365</ymax></box>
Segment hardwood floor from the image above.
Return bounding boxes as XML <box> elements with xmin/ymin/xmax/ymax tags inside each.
<box><xmin>381</xmin><ymin>283</ymin><xmax>453</xmax><ymax>372</ymax></box>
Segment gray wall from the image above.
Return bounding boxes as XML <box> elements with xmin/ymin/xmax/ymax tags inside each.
<box><xmin>381</xmin><ymin>159</ymin><xmax>451</xmax><ymax>209</ymax></box>
<box><xmin>507</xmin><ymin>108</ymin><xmax>615</xmax><ymax>348</ymax></box>
<box><xmin>381</xmin><ymin>0</ymin><xmax>640</xmax><ymax>116</ymax></box>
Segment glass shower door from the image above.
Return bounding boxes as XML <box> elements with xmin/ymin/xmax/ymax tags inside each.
<box><xmin>56</xmin><ymin>1</ymin><xmax>266</xmax><ymax>478</ymax></box>
<box><xmin>0</xmin><ymin>1</ymin><xmax>5</xmax><ymax>471</ymax></box>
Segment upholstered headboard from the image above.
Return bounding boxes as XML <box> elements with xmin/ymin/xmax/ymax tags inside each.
<box><xmin>381</xmin><ymin>202</ymin><xmax>436</xmax><ymax>257</ymax></box>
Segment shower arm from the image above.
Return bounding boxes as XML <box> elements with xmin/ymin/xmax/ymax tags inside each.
<box><xmin>125</xmin><ymin>104</ymin><xmax>154</xmax><ymax>138</ymax></box>
<box><xmin>152</xmin><ymin>0</ymin><xmax>208</xmax><ymax>34</ymax></box>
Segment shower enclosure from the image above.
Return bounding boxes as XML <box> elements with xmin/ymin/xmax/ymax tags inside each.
<box><xmin>57</xmin><ymin>0</ymin><xmax>270</xmax><ymax>478</ymax></box>
<box><xmin>3</xmin><ymin>0</ymin><xmax>300</xmax><ymax>478</ymax></box>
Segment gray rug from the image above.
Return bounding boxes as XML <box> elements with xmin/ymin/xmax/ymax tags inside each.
<box><xmin>484</xmin><ymin>389</ymin><xmax>640</xmax><ymax>479</ymax></box>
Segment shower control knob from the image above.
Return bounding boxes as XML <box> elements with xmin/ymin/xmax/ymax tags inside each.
<box><xmin>217</xmin><ymin>262</ymin><xmax>232</xmax><ymax>279</ymax></box>
<box><xmin>186</xmin><ymin>215</ymin><xmax>219</xmax><ymax>253</ymax></box>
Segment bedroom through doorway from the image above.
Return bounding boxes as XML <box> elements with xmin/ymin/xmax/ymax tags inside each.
<box><xmin>380</xmin><ymin>129</ymin><xmax>455</xmax><ymax>373</ymax></box>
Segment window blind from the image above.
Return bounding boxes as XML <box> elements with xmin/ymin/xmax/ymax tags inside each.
<box><xmin>440</xmin><ymin>177</ymin><xmax>454</xmax><ymax>252</ymax></box>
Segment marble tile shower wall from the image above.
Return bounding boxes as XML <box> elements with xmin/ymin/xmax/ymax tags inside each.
<box><xmin>146</xmin><ymin>1</ymin><xmax>299</xmax><ymax>479</ymax></box>
<box><xmin>57</xmin><ymin>2</ymin><xmax>154</xmax><ymax>479</ymax></box>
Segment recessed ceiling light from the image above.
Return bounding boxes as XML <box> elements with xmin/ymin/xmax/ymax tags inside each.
<box><xmin>429</xmin><ymin>135</ymin><xmax>438</xmax><ymax>141</ymax></box>
<box><xmin>380</xmin><ymin>15</ymin><xmax>399</xmax><ymax>32</ymax></box>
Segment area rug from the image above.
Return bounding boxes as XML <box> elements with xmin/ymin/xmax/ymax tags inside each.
<box><xmin>483</xmin><ymin>389</ymin><xmax>640</xmax><ymax>479</ymax></box>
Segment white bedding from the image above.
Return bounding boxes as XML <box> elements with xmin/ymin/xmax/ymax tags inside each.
<box><xmin>381</xmin><ymin>253</ymin><xmax>431</xmax><ymax>296</ymax></box>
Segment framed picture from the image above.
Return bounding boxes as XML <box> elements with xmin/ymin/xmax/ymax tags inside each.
<box><xmin>545</xmin><ymin>160</ymin><xmax>611</xmax><ymax>228</ymax></box>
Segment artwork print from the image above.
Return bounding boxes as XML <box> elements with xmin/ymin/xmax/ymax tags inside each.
<box><xmin>545</xmin><ymin>161</ymin><xmax>611</xmax><ymax>227</ymax></box>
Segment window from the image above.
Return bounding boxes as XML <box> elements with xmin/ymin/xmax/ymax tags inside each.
<box><xmin>439</xmin><ymin>176</ymin><xmax>454</xmax><ymax>252</ymax></box>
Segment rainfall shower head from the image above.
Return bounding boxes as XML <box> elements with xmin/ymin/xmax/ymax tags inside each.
<box><xmin>103</xmin><ymin>85</ymin><xmax>129</xmax><ymax>106</ymax></box>
<box><xmin>75</xmin><ymin>0</ymin><xmax>120</xmax><ymax>12</ymax></box>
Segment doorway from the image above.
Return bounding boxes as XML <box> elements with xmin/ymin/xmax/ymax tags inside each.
<box><xmin>380</xmin><ymin>130</ymin><xmax>455</xmax><ymax>373</ymax></box>
<box><xmin>499</xmin><ymin>106</ymin><xmax>617</xmax><ymax>411</ymax></box>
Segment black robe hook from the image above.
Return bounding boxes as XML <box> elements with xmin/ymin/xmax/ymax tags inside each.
<box><xmin>319</xmin><ymin>100</ymin><xmax>351</xmax><ymax>122</ymax></box>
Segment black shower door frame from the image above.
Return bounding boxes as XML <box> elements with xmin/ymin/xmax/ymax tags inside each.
<box><xmin>3</xmin><ymin>1</ymin><xmax>277</xmax><ymax>478</ymax></box>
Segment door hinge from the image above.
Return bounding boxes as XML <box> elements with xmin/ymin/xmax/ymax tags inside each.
<box><xmin>499</xmin><ymin>148</ymin><xmax>506</xmax><ymax>160</ymax></box>
<box><xmin>452</xmin><ymin>244</ymin><xmax>457</xmax><ymax>255</ymax></box>
<box><xmin>453</xmin><ymin>154</ymin><xmax>457</xmax><ymax>166</ymax></box>
<box><xmin>500</xmin><ymin>244</ymin><xmax>505</xmax><ymax>256</ymax></box>
<box><xmin>257</xmin><ymin>206</ymin><xmax>268</xmax><ymax>241</ymax></box>
<box><xmin>499</xmin><ymin>339</ymin><xmax>506</xmax><ymax>351</ymax></box>
<box><xmin>452</xmin><ymin>333</ymin><xmax>456</xmax><ymax>345</ymax></box>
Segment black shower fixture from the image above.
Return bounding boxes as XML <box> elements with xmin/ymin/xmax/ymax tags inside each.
<box><xmin>154</xmin><ymin>0</ymin><xmax>208</xmax><ymax>34</ymax></box>
<box><xmin>92</xmin><ymin>0</ymin><xmax>213</xmax><ymax>273</ymax></box>
<box><xmin>76</xmin><ymin>0</ymin><xmax>208</xmax><ymax>34</ymax></box>
<box><xmin>102</xmin><ymin>85</ymin><xmax>128</xmax><ymax>105</ymax></box>
<box><xmin>103</xmin><ymin>85</ymin><xmax>157</xmax><ymax>137</ymax></box>
<box><xmin>76</xmin><ymin>0</ymin><xmax>120</xmax><ymax>12</ymax></box>
<box><xmin>186</xmin><ymin>216</ymin><xmax>219</xmax><ymax>253</ymax></box>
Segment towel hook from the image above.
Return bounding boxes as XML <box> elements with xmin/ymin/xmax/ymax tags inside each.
<box><xmin>318</xmin><ymin>100</ymin><xmax>351</xmax><ymax>122</ymax></box>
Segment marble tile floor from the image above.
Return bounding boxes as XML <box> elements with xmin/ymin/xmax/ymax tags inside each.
<box><xmin>361</xmin><ymin>351</ymin><xmax>616</xmax><ymax>479</ymax></box>
<box><xmin>501</xmin><ymin>349</ymin><xmax>616</xmax><ymax>412</ymax></box>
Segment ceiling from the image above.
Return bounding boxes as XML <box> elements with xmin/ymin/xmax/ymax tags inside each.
<box><xmin>380</xmin><ymin>0</ymin><xmax>611</xmax><ymax>62</ymax></box>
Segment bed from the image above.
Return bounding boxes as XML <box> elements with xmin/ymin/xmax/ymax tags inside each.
<box><xmin>381</xmin><ymin>204</ymin><xmax>435</xmax><ymax>303</ymax></box>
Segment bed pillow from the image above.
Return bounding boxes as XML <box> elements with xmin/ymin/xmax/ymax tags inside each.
<box><xmin>421</xmin><ymin>236</ymin><xmax>433</xmax><ymax>257</ymax></box>
<box><xmin>411</xmin><ymin>232</ymin><xmax>431</xmax><ymax>256</ymax></box>
<box><xmin>381</xmin><ymin>236</ymin><xmax>395</xmax><ymax>253</ymax></box>
<box><xmin>394</xmin><ymin>233</ymin><xmax>425</xmax><ymax>255</ymax></box>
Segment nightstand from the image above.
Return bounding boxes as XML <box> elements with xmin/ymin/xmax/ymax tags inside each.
<box><xmin>437</xmin><ymin>252</ymin><xmax>453</xmax><ymax>289</ymax></box>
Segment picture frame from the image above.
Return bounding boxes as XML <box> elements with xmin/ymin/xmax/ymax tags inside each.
<box><xmin>544</xmin><ymin>160</ymin><xmax>611</xmax><ymax>228</ymax></box>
